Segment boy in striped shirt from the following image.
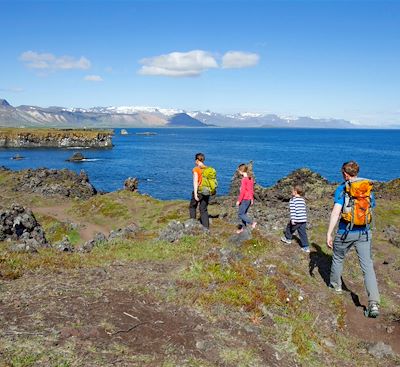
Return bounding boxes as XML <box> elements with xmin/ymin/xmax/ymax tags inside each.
<box><xmin>281</xmin><ymin>184</ymin><xmax>310</xmax><ymax>253</ymax></box>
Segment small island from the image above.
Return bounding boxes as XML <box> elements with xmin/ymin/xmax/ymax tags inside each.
<box><xmin>135</xmin><ymin>131</ymin><xmax>157</xmax><ymax>136</ymax></box>
<box><xmin>0</xmin><ymin>128</ymin><xmax>114</xmax><ymax>148</ymax></box>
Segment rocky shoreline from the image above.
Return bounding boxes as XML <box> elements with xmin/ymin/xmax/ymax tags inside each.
<box><xmin>1</xmin><ymin>164</ymin><xmax>399</xmax><ymax>251</ymax></box>
<box><xmin>0</xmin><ymin>128</ymin><xmax>113</xmax><ymax>148</ymax></box>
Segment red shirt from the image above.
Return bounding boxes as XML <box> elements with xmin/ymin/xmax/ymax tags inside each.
<box><xmin>238</xmin><ymin>177</ymin><xmax>254</xmax><ymax>202</ymax></box>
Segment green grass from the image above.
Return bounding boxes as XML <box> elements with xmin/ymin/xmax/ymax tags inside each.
<box><xmin>0</xmin><ymin>235</ymin><xmax>205</xmax><ymax>280</ymax></box>
<box><xmin>36</xmin><ymin>214</ymin><xmax>81</xmax><ymax>244</ymax></box>
<box><xmin>0</xmin><ymin>127</ymin><xmax>112</xmax><ymax>139</ymax></box>
<box><xmin>219</xmin><ymin>348</ymin><xmax>263</xmax><ymax>367</ymax></box>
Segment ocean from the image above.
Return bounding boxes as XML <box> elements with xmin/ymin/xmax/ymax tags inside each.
<box><xmin>1</xmin><ymin>128</ymin><xmax>399</xmax><ymax>200</ymax></box>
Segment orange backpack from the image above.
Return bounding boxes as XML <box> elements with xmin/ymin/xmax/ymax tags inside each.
<box><xmin>341</xmin><ymin>179</ymin><xmax>373</xmax><ymax>228</ymax></box>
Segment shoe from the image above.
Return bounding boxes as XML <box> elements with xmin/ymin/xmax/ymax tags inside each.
<box><xmin>280</xmin><ymin>236</ymin><xmax>292</xmax><ymax>245</ymax></box>
<box><xmin>365</xmin><ymin>302</ymin><xmax>379</xmax><ymax>318</ymax></box>
<box><xmin>301</xmin><ymin>247</ymin><xmax>310</xmax><ymax>253</ymax></box>
<box><xmin>251</xmin><ymin>222</ymin><xmax>257</xmax><ymax>229</ymax></box>
<box><xmin>330</xmin><ymin>284</ymin><xmax>343</xmax><ymax>295</ymax></box>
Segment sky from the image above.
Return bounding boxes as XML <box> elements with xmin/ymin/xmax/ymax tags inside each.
<box><xmin>1</xmin><ymin>0</ymin><xmax>399</xmax><ymax>125</ymax></box>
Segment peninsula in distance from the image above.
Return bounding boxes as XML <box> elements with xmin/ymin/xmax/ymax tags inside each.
<box><xmin>1</xmin><ymin>98</ymin><xmax>396</xmax><ymax>129</ymax></box>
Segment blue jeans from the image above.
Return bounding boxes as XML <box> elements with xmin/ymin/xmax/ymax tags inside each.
<box><xmin>284</xmin><ymin>222</ymin><xmax>309</xmax><ymax>248</ymax></box>
<box><xmin>330</xmin><ymin>230</ymin><xmax>380</xmax><ymax>303</ymax></box>
<box><xmin>238</xmin><ymin>200</ymin><xmax>253</xmax><ymax>226</ymax></box>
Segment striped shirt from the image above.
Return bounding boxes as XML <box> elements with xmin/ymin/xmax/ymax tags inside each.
<box><xmin>289</xmin><ymin>196</ymin><xmax>307</xmax><ymax>223</ymax></box>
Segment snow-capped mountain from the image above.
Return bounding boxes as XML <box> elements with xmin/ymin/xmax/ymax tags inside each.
<box><xmin>0</xmin><ymin>99</ymin><xmax>356</xmax><ymax>128</ymax></box>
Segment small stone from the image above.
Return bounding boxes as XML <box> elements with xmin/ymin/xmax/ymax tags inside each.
<box><xmin>367</xmin><ymin>341</ymin><xmax>394</xmax><ymax>359</ymax></box>
<box><xmin>265</xmin><ymin>264</ymin><xmax>277</xmax><ymax>276</ymax></box>
<box><xmin>386</xmin><ymin>325</ymin><xmax>395</xmax><ymax>334</ymax></box>
<box><xmin>60</xmin><ymin>327</ymin><xmax>80</xmax><ymax>338</ymax></box>
<box><xmin>195</xmin><ymin>340</ymin><xmax>206</xmax><ymax>350</ymax></box>
<box><xmin>323</xmin><ymin>338</ymin><xmax>335</xmax><ymax>348</ymax></box>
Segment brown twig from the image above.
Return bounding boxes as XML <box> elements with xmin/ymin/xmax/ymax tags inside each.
<box><xmin>107</xmin><ymin>321</ymin><xmax>150</xmax><ymax>336</ymax></box>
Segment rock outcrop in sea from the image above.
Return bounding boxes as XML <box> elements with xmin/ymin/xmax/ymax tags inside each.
<box><xmin>0</xmin><ymin>128</ymin><xmax>113</xmax><ymax>148</ymax></box>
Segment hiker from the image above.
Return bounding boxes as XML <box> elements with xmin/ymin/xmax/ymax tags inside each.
<box><xmin>326</xmin><ymin>161</ymin><xmax>380</xmax><ymax>318</ymax></box>
<box><xmin>281</xmin><ymin>184</ymin><xmax>310</xmax><ymax>253</ymax></box>
<box><xmin>236</xmin><ymin>163</ymin><xmax>256</xmax><ymax>233</ymax></box>
<box><xmin>189</xmin><ymin>153</ymin><xmax>217</xmax><ymax>229</ymax></box>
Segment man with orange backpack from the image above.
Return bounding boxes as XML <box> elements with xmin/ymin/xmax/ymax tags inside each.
<box><xmin>326</xmin><ymin>161</ymin><xmax>380</xmax><ymax>317</ymax></box>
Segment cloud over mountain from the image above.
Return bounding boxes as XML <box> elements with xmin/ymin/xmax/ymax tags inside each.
<box><xmin>20</xmin><ymin>51</ymin><xmax>91</xmax><ymax>71</ymax></box>
<box><xmin>138</xmin><ymin>49</ymin><xmax>260</xmax><ymax>77</ymax></box>
<box><xmin>138</xmin><ymin>50</ymin><xmax>218</xmax><ymax>77</ymax></box>
<box><xmin>222</xmin><ymin>51</ymin><xmax>260</xmax><ymax>69</ymax></box>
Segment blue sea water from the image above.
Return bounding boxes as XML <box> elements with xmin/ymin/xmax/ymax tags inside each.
<box><xmin>0</xmin><ymin>128</ymin><xmax>399</xmax><ymax>200</ymax></box>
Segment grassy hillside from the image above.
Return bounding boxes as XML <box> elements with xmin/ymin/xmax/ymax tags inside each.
<box><xmin>0</xmin><ymin>168</ymin><xmax>399</xmax><ymax>367</ymax></box>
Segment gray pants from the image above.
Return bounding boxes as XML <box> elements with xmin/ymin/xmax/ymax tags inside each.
<box><xmin>330</xmin><ymin>230</ymin><xmax>380</xmax><ymax>303</ymax></box>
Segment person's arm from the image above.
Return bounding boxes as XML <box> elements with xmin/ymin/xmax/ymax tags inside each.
<box><xmin>193</xmin><ymin>171</ymin><xmax>199</xmax><ymax>201</ymax></box>
<box><xmin>236</xmin><ymin>178</ymin><xmax>245</xmax><ymax>206</ymax></box>
<box><xmin>250</xmin><ymin>179</ymin><xmax>254</xmax><ymax>205</ymax></box>
<box><xmin>326</xmin><ymin>203</ymin><xmax>342</xmax><ymax>249</ymax></box>
<box><xmin>289</xmin><ymin>199</ymin><xmax>296</xmax><ymax>225</ymax></box>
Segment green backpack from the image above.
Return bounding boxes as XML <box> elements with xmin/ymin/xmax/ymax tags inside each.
<box><xmin>198</xmin><ymin>166</ymin><xmax>218</xmax><ymax>196</ymax></box>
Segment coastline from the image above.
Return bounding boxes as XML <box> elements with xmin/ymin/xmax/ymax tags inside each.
<box><xmin>0</xmin><ymin>127</ymin><xmax>114</xmax><ymax>148</ymax></box>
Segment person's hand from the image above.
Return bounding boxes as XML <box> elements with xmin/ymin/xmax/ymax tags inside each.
<box><xmin>236</xmin><ymin>201</ymin><xmax>240</xmax><ymax>207</ymax></box>
<box><xmin>251</xmin><ymin>199</ymin><xmax>254</xmax><ymax>205</ymax></box>
<box><xmin>194</xmin><ymin>194</ymin><xmax>199</xmax><ymax>201</ymax></box>
<box><xmin>291</xmin><ymin>220</ymin><xmax>296</xmax><ymax>225</ymax></box>
<box><xmin>326</xmin><ymin>233</ymin><xmax>333</xmax><ymax>249</ymax></box>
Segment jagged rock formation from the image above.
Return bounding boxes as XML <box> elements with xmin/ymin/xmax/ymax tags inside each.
<box><xmin>108</xmin><ymin>223</ymin><xmax>139</xmax><ymax>241</ymax></box>
<box><xmin>159</xmin><ymin>219</ymin><xmax>208</xmax><ymax>242</ymax></box>
<box><xmin>79</xmin><ymin>224</ymin><xmax>140</xmax><ymax>252</ymax></box>
<box><xmin>254</xmin><ymin>168</ymin><xmax>333</xmax><ymax>204</ymax></box>
<box><xmin>0</xmin><ymin>204</ymin><xmax>48</xmax><ymax>252</ymax></box>
<box><xmin>11</xmin><ymin>168</ymin><xmax>97</xmax><ymax>199</ymax></box>
<box><xmin>66</xmin><ymin>152</ymin><xmax>85</xmax><ymax>162</ymax></box>
<box><xmin>124</xmin><ymin>177</ymin><xmax>139</xmax><ymax>192</ymax></box>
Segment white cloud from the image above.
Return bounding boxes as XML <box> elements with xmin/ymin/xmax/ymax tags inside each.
<box><xmin>138</xmin><ymin>50</ymin><xmax>218</xmax><ymax>77</ymax></box>
<box><xmin>20</xmin><ymin>51</ymin><xmax>91</xmax><ymax>71</ymax></box>
<box><xmin>84</xmin><ymin>75</ymin><xmax>103</xmax><ymax>82</ymax></box>
<box><xmin>222</xmin><ymin>51</ymin><xmax>260</xmax><ymax>69</ymax></box>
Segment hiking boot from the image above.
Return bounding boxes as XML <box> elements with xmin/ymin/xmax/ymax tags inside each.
<box><xmin>365</xmin><ymin>302</ymin><xmax>380</xmax><ymax>318</ymax></box>
<box><xmin>330</xmin><ymin>284</ymin><xmax>343</xmax><ymax>295</ymax></box>
<box><xmin>280</xmin><ymin>236</ymin><xmax>292</xmax><ymax>245</ymax></box>
<box><xmin>301</xmin><ymin>246</ymin><xmax>310</xmax><ymax>253</ymax></box>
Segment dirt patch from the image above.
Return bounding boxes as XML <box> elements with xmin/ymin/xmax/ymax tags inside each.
<box><xmin>33</xmin><ymin>205</ymin><xmax>109</xmax><ymax>242</ymax></box>
<box><xmin>0</xmin><ymin>262</ymin><xmax>280</xmax><ymax>366</ymax></box>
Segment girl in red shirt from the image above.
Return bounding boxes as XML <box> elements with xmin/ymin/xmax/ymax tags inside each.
<box><xmin>236</xmin><ymin>164</ymin><xmax>256</xmax><ymax>232</ymax></box>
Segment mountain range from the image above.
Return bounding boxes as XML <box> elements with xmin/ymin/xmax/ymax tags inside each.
<box><xmin>0</xmin><ymin>98</ymin><xmax>375</xmax><ymax>129</ymax></box>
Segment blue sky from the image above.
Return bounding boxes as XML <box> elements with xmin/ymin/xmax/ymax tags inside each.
<box><xmin>1</xmin><ymin>0</ymin><xmax>399</xmax><ymax>125</ymax></box>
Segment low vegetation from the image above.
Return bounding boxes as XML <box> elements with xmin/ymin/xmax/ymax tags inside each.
<box><xmin>0</xmin><ymin>171</ymin><xmax>399</xmax><ymax>367</ymax></box>
<box><xmin>0</xmin><ymin>127</ymin><xmax>113</xmax><ymax>139</ymax></box>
